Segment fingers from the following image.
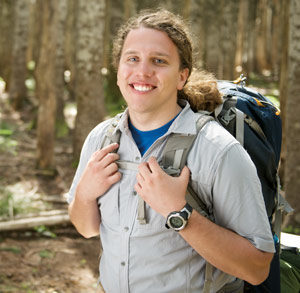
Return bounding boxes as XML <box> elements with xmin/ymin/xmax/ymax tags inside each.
<box><xmin>93</xmin><ymin>143</ymin><xmax>119</xmax><ymax>161</ymax></box>
<box><xmin>180</xmin><ymin>166</ymin><xmax>190</xmax><ymax>183</ymax></box>
<box><xmin>147</xmin><ymin>157</ymin><xmax>162</xmax><ymax>173</ymax></box>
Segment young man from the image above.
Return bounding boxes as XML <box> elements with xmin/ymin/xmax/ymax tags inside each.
<box><xmin>68</xmin><ymin>10</ymin><xmax>275</xmax><ymax>292</ymax></box>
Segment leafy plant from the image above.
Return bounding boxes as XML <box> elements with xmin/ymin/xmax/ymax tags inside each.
<box><xmin>34</xmin><ymin>225</ymin><xmax>57</xmax><ymax>238</ymax></box>
<box><xmin>39</xmin><ymin>249</ymin><xmax>55</xmax><ymax>259</ymax></box>
<box><xmin>0</xmin><ymin>246</ymin><xmax>21</xmax><ymax>254</ymax></box>
<box><xmin>0</xmin><ymin>121</ymin><xmax>18</xmax><ymax>155</ymax></box>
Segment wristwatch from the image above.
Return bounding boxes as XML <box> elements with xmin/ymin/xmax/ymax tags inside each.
<box><xmin>165</xmin><ymin>203</ymin><xmax>193</xmax><ymax>232</ymax></box>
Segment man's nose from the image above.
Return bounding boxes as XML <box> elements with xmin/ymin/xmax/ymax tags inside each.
<box><xmin>137</xmin><ymin>61</ymin><xmax>154</xmax><ymax>77</ymax></box>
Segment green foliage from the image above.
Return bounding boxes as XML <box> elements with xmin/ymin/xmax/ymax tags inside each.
<box><xmin>0</xmin><ymin>185</ymin><xmax>42</xmax><ymax>218</ymax></box>
<box><xmin>39</xmin><ymin>249</ymin><xmax>55</xmax><ymax>259</ymax></box>
<box><xmin>55</xmin><ymin>120</ymin><xmax>69</xmax><ymax>138</ymax></box>
<box><xmin>0</xmin><ymin>246</ymin><xmax>22</xmax><ymax>254</ymax></box>
<box><xmin>0</xmin><ymin>121</ymin><xmax>18</xmax><ymax>155</ymax></box>
<box><xmin>0</xmin><ymin>186</ymin><xmax>14</xmax><ymax>217</ymax></box>
<box><xmin>283</xmin><ymin>225</ymin><xmax>300</xmax><ymax>236</ymax></box>
<box><xmin>34</xmin><ymin>225</ymin><xmax>57</xmax><ymax>238</ymax></box>
<box><xmin>25</xmin><ymin>78</ymin><xmax>36</xmax><ymax>91</ymax></box>
<box><xmin>103</xmin><ymin>69</ymin><xmax>126</xmax><ymax>116</ymax></box>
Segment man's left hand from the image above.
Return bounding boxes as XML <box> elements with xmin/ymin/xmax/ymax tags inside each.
<box><xmin>135</xmin><ymin>157</ymin><xmax>190</xmax><ymax>217</ymax></box>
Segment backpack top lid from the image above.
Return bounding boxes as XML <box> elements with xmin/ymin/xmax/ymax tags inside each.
<box><xmin>218</xmin><ymin>81</ymin><xmax>282</xmax><ymax>167</ymax></box>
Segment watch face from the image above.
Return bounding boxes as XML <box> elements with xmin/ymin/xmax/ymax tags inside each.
<box><xmin>170</xmin><ymin>216</ymin><xmax>184</xmax><ymax>228</ymax></box>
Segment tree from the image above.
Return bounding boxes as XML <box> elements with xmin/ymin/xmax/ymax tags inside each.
<box><xmin>0</xmin><ymin>0</ymin><xmax>14</xmax><ymax>89</ymax></box>
<box><xmin>284</xmin><ymin>0</ymin><xmax>300</xmax><ymax>229</ymax></box>
<box><xmin>219</xmin><ymin>0</ymin><xmax>239</xmax><ymax>80</ymax></box>
<box><xmin>278</xmin><ymin>0</ymin><xmax>290</xmax><ymax>184</ymax></box>
<box><xmin>254</xmin><ymin>0</ymin><xmax>270</xmax><ymax>74</ymax></box>
<box><xmin>73</xmin><ymin>0</ymin><xmax>107</xmax><ymax>158</ymax></box>
<box><xmin>8</xmin><ymin>0</ymin><xmax>30</xmax><ymax>110</ymax></box>
<box><xmin>201</xmin><ymin>0</ymin><xmax>222</xmax><ymax>77</ymax></box>
<box><xmin>36</xmin><ymin>0</ymin><xmax>67</xmax><ymax>170</ymax></box>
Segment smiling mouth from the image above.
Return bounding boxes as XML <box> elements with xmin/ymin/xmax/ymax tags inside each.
<box><xmin>130</xmin><ymin>84</ymin><xmax>156</xmax><ymax>92</ymax></box>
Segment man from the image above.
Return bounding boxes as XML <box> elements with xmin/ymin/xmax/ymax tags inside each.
<box><xmin>68</xmin><ymin>10</ymin><xmax>275</xmax><ymax>292</ymax></box>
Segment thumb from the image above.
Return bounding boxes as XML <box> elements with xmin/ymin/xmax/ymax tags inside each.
<box><xmin>179</xmin><ymin>166</ymin><xmax>190</xmax><ymax>184</ymax></box>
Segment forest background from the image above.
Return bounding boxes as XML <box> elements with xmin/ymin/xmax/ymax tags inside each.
<box><xmin>0</xmin><ymin>0</ymin><xmax>299</xmax><ymax>291</ymax></box>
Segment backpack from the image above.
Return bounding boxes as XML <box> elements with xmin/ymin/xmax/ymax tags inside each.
<box><xmin>101</xmin><ymin>76</ymin><xmax>293</xmax><ymax>292</ymax></box>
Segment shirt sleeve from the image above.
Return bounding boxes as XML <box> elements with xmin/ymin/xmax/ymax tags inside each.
<box><xmin>212</xmin><ymin>144</ymin><xmax>275</xmax><ymax>253</ymax></box>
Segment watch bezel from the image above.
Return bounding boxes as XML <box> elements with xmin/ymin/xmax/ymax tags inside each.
<box><xmin>165</xmin><ymin>203</ymin><xmax>193</xmax><ymax>232</ymax></box>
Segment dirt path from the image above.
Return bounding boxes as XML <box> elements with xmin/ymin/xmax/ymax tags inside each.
<box><xmin>0</xmin><ymin>227</ymin><xmax>104</xmax><ymax>293</ymax></box>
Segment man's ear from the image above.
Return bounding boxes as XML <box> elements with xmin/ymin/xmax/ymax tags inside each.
<box><xmin>177</xmin><ymin>68</ymin><xmax>189</xmax><ymax>90</ymax></box>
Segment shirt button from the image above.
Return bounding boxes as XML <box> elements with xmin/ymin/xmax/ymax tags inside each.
<box><xmin>121</xmin><ymin>261</ymin><xmax>126</xmax><ymax>266</ymax></box>
<box><xmin>133</xmin><ymin>191</ymin><xmax>137</xmax><ymax>196</ymax></box>
<box><xmin>124</xmin><ymin>227</ymin><xmax>129</xmax><ymax>232</ymax></box>
<box><xmin>135</xmin><ymin>156</ymin><xmax>140</xmax><ymax>161</ymax></box>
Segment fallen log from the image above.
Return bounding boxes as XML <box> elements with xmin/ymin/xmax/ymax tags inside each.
<box><xmin>0</xmin><ymin>213</ymin><xmax>70</xmax><ymax>232</ymax></box>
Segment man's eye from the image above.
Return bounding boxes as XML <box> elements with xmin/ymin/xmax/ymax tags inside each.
<box><xmin>154</xmin><ymin>58</ymin><xmax>166</xmax><ymax>64</ymax></box>
<box><xmin>128</xmin><ymin>57</ymin><xmax>138</xmax><ymax>62</ymax></box>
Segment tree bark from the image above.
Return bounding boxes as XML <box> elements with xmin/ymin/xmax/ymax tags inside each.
<box><xmin>202</xmin><ymin>0</ymin><xmax>221</xmax><ymax>77</ymax></box>
<box><xmin>73</xmin><ymin>0</ymin><xmax>107</xmax><ymax>159</ymax></box>
<box><xmin>64</xmin><ymin>0</ymin><xmax>78</xmax><ymax>101</ymax></box>
<box><xmin>189</xmin><ymin>0</ymin><xmax>205</xmax><ymax>70</ymax></box>
<box><xmin>8</xmin><ymin>0</ymin><xmax>30</xmax><ymax>110</ymax></box>
<box><xmin>255</xmin><ymin>0</ymin><xmax>270</xmax><ymax>74</ymax></box>
<box><xmin>278</xmin><ymin>0</ymin><xmax>290</xmax><ymax>185</ymax></box>
<box><xmin>36</xmin><ymin>0</ymin><xmax>67</xmax><ymax>169</ymax></box>
<box><xmin>284</xmin><ymin>0</ymin><xmax>300</xmax><ymax>229</ymax></box>
<box><xmin>219</xmin><ymin>0</ymin><xmax>239</xmax><ymax>80</ymax></box>
<box><xmin>0</xmin><ymin>0</ymin><xmax>15</xmax><ymax>90</ymax></box>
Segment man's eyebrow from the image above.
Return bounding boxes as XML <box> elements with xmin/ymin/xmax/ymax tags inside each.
<box><xmin>123</xmin><ymin>50</ymin><xmax>170</xmax><ymax>57</ymax></box>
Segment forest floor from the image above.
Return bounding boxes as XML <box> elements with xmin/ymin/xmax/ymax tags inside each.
<box><xmin>0</xmin><ymin>91</ymin><xmax>104</xmax><ymax>292</ymax></box>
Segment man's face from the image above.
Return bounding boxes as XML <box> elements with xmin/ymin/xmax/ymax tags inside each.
<box><xmin>117</xmin><ymin>27</ymin><xmax>188</xmax><ymax>119</ymax></box>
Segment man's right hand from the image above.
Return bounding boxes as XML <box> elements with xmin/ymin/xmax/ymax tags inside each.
<box><xmin>75</xmin><ymin>143</ymin><xmax>121</xmax><ymax>203</ymax></box>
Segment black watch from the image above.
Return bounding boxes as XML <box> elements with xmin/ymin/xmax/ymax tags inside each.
<box><xmin>165</xmin><ymin>203</ymin><xmax>193</xmax><ymax>232</ymax></box>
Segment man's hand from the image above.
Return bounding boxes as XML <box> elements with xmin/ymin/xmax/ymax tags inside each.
<box><xmin>75</xmin><ymin>143</ymin><xmax>121</xmax><ymax>203</ymax></box>
<box><xmin>135</xmin><ymin>157</ymin><xmax>190</xmax><ymax>217</ymax></box>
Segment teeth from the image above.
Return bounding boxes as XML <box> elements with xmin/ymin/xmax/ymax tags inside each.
<box><xmin>133</xmin><ymin>84</ymin><xmax>153</xmax><ymax>92</ymax></box>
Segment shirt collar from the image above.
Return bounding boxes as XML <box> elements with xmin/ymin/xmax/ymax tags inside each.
<box><xmin>117</xmin><ymin>100</ymin><xmax>197</xmax><ymax>136</ymax></box>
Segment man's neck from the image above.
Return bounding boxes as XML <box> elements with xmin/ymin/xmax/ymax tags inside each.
<box><xmin>128</xmin><ymin>104</ymin><xmax>182</xmax><ymax>131</ymax></box>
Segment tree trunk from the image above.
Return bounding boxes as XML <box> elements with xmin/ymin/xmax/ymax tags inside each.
<box><xmin>65</xmin><ymin>0</ymin><xmax>78</xmax><ymax>102</ymax></box>
<box><xmin>27</xmin><ymin>0</ymin><xmax>43</xmax><ymax>68</ymax></box>
<box><xmin>189</xmin><ymin>0</ymin><xmax>205</xmax><ymax>70</ymax></box>
<box><xmin>0</xmin><ymin>0</ymin><xmax>15</xmax><ymax>90</ymax></box>
<box><xmin>202</xmin><ymin>0</ymin><xmax>221</xmax><ymax>77</ymax></box>
<box><xmin>278</xmin><ymin>0</ymin><xmax>290</xmax><ymax>185</ymax></box>
<box><xmin>235</xmin><ymin>0</ymin><xmax>249</xmax><ymax>77</ymax></box>
<box><xmin>219</xmin><ymin>0</ymin><xmax>239</xmax><ymax>80</ymax></box>
<box><xmin>244</xmin><ymin>0</ymin><xmax>258</xmax><ymax>74</ymax></box>
<box><xmin>284</xmin><ymin>0</ymin><xmax>300</xmax><ymax>230</ymax></box>
<box><xmin>270</xmin><ymin>0</ymin><xmax>282</xmax><ymax>80</ymax></box>
<box><xmin>73</xmin><ymin>0</ymin><xmax>107</xmax><ymax>159</ymax></box>
<box><xmin>36</xmin><ymin>0</ymin><xmax>67</xmax><ymax>170</ymax></box>
<box><xmin>8</xmin><ymin>0</ymin><xmax>30</xmax><ymax>110</ymax></box>
<box><xmin>55</xmin><ymin>0</ymin><xmax>68</xmax><ymax>137</ymax></box>
<box><xmin>255</xmin><ymin>0</ymin><xmax>270</xmax><ymax>74</ymax></box>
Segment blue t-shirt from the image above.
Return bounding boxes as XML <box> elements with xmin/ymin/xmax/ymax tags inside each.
<box><xmin>129</xmin><ymin>114</ymin><xmax>179</xmax><ymax>156</ymax></box>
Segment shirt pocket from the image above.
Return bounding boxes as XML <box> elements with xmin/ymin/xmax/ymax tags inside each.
<box><xmin>134</xmin><ymin>203</ymin><xmax>166</xmax><ymax>235</ymax></box>
<box><xmin>98</xmin><ymin>182</ymin><xmax>120</xmax><ymax>229</ymax></box>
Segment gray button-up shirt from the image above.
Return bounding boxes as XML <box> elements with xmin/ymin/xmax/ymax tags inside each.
<box><xmin>68</xmin><ymin>102</ymin><xmax>275</xmax><ymax>293</ymax></box>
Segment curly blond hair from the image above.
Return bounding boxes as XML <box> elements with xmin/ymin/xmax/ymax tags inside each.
<box><xmin>112</xmin><ymin>9</ymin><xmax>222</xmax><ymax>112</ymax></box>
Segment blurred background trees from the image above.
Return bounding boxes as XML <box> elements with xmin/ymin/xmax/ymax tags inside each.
<box><xmin>0</xmin><ymin>0</ymin><xmax>299</xmax><ymax>229</ymax></box>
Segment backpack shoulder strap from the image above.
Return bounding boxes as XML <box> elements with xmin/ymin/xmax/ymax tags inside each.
<box><xmin>161</xmin><ymin>113</ymin><xmax>214</xmax><ymax>219</ymax></box>
<box><xmin>100</xmin><ymin>113</ymin><xmax>123</xmax><ymax>150</ymax></box>
<box><xmin>161</xmin><ymin>113</ymin><xmax>214</xmax><ymax>173</ymax></box>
